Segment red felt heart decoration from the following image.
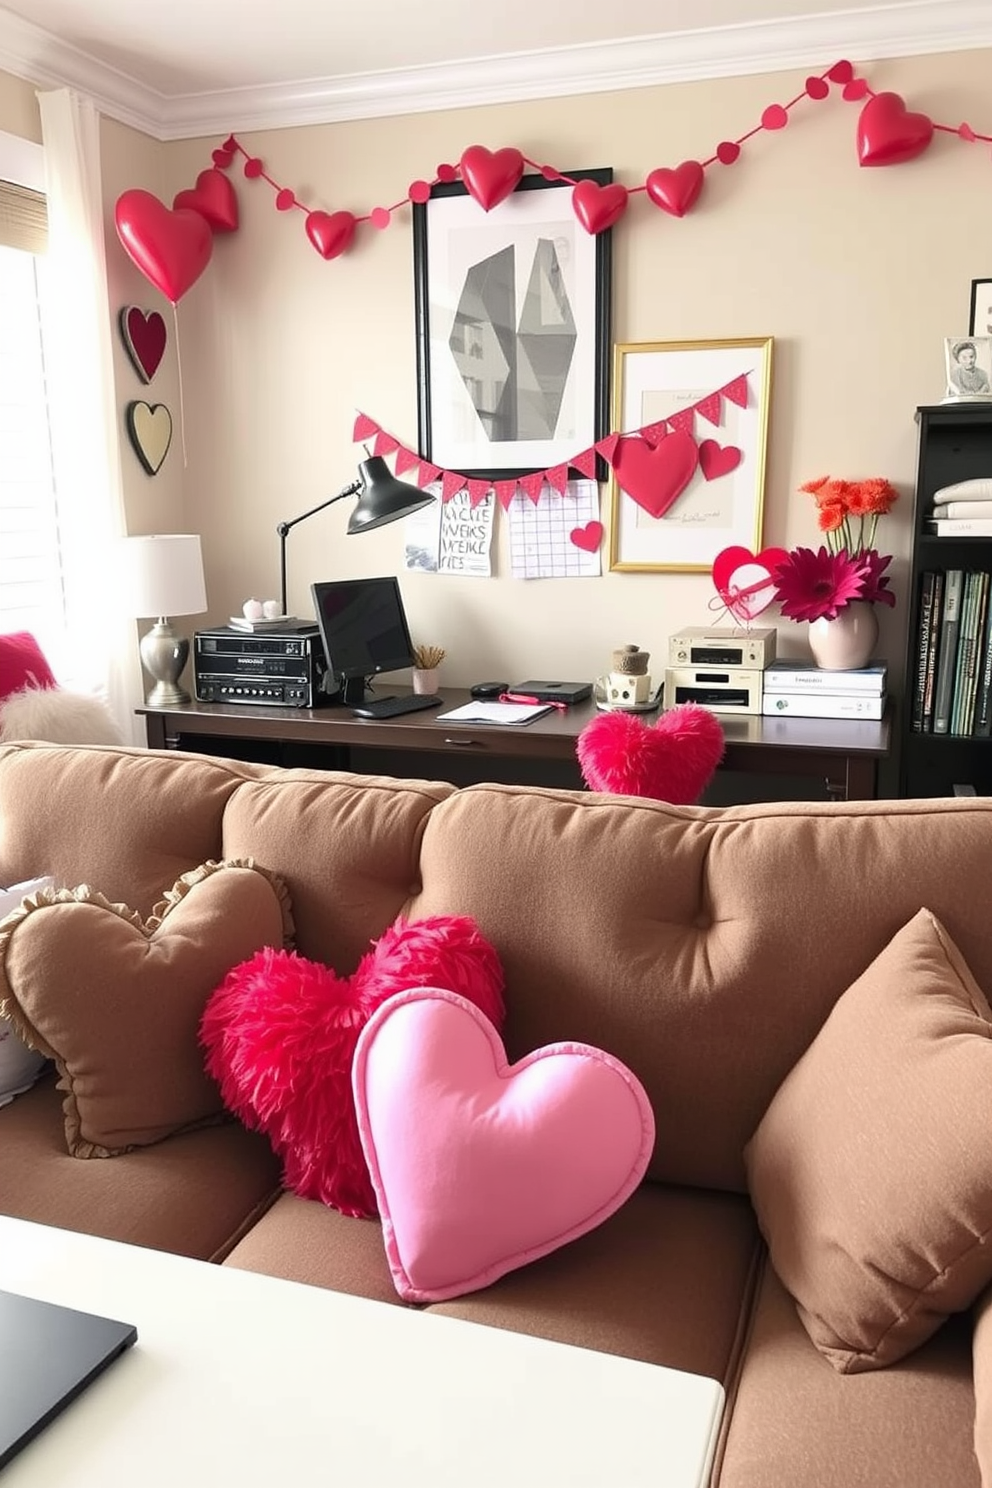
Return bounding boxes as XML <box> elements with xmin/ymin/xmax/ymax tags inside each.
<box><xmin>306</xmin><ymin>210</ymin><xmax>357</xmax><ymax>260</ymax></box>
<box><xmin>571</xmin><ymin>180</ymin><xmax>629</xmax><ymax>235</ymax></box>
<box><xmin>857</xmin><ymin>92</ymin><xmax>934</xmax><ymax>167</ymax></box>
<box><xmin>118</xmin><ymin>306</ymin><xmax>167</xmax><ymax>384</ymax></box>
<box><xmin>459</xmin><ymin>146</ymin><xmax>524</xmax><ymax>211</ymax></box>
<box><xmin>570</xmin><ymin>521</ymin><xmax>603</xmax><ymax>553</ymax></box>
<box><xmin>711</xmin><ymin>545</ymin><xmax>789</xmax><ymax>621</ymax></box>
<box><xmin>173</xmin><ymin>168</ymin><xmax>239</xmax><ymax>233</ymax></box>
<box><xmin>699</xmin><ymin>439</ymin><xmax>742</xmax><ymax>481</ymax></box>
<box><xmin>612</xmin><ymin>431</ymin><xmax>698</xmax><ymax>519</ymax></box>
<box><xmin>645</xmin><ymin>160</ymin><xmax>704</xmax><ymax>218</ymax></box>
<box><xmin>114</xmin><ymin>190</ymin><xmax>213</xmax><ymax>304</ymax></box>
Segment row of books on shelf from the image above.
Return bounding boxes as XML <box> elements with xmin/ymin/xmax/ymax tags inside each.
<box><xmin>911</xmin><ymin>569</ymin><xmax>992</xmax><ymax>736</ymax></box>
<box><xmin>760</xmin><ymin>660</ymin><xmax>887</xmax><ymax>721</ymax></box>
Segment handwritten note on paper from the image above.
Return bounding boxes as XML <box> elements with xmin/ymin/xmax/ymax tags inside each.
<box><xmin>403</xmin><ymin>486</ymin><xmax>494</xmax><ymax>576</ymax></box>
<box><xmin>508</xmin><ymin>480</ymin><xmax>602</xmax><ymax>580</ymax></box>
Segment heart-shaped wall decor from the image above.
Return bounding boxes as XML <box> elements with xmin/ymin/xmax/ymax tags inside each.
<box><xmin>118</xmin><ymin>306</ymin><xmax>166</xmax><ymax>383</ymax></box>
<box><xmin>115</xmin><ymin>189</ymin><xmax>213</xmax><ymax>304</ymax></box>
<box><xmin>125</xmin><ymin>400</ymin><xmax>173</xmax><ymax>476</ymax></box>
<box><xmin>570</xmin><ymin>521</ymin><xmax>603</xmax><ymax>552</ymax></box>
<box><xmin>645</xmin><ymin>160</ymin><xmax>704</xmax><ymax>217</ymax></box>
<box><xmin>699</xmin><ymin>439</ymin><xmax>742</xmax><ymax>481</ymax></box>
<box><xmin>711</xmin><ymin>544</ymin><xmax>789</xmax><ymax>620</ymax></box>
<box><xmin>353</xmin><ymin>987</ymin><xmax>654</xmax><ymax>1303</ymax></box>
<box><xmin>459</xmin><ymin>145</ymin><xmax>524</xmax><ymax>211</ymax></box>
<box><xmin>306</xmin><ymin>210</ymin><xmax>357</xmax><ymax>260</ymax></box>
<box><xmin>612</xmin><ymin>430</ymin><xmax>699</xmax><ymax>519</ymax></box>
<box><xmin>571</xmin><ymin>179</ymin><xmax>629</xmax><ymax>235</ymax></box>
<box><xmin>857</xmin><ymin>92</ymin><xmax>934</xmax><ymax>167</ymax></box>
<box><xmin>173</xmin><ymin>167</ymin><xmax>239</xmax><ymax>233</ymax></box>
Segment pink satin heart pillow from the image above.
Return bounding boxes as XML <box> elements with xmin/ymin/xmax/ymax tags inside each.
<box><xmin>354</xmin><ymin>988</ymin><xmax>655</xmax><ymax>1303</ymax></box>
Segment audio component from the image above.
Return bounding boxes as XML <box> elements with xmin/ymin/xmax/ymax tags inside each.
<box><xmin>667</xmin><ymin>626</ymin><xmax>776</xmax><ymax>670</ymax></box>
<box><xmin>193</xmin><ymin>625</ymin><xmax>331</xmax><ymax>708</ymax></box>
<box><xmin>664</xmin><ymin>665</ymin><xmax>763</xmax><ymax>714</ymax></box>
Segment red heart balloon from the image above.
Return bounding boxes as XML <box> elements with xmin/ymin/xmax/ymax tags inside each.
<box><xmin>612</xmin><ymin>431</ymin><xmax>698</xmax><ymax>518</ymax></box>
<box><xmin>857</xmin><ymin>92</ymin><xmax>934</xmax><ymax>167</ymax></box>
<box><xmin>114</xmin><ymin>190</ymin><xmax>213</xmax><ymax>304</ymax></box>
<box><xmin>698</xmin><ymin>439</ymin><xmax>742</xmax><ymax>481</ymax></box>
<box><xmin>118</xmin><ymin>306</ymin><xmax>167</xmax><ymax>383</ymax></box>
<box><xmin>571</xmin><ymin>180</ymin><xmax>629</xmax><ymax>235</ymax></box>
<box><xmin>645</xmin><ymin>160</ymin><xmax>704</xmax><ymax>218</ymax></box>
<box><xmin>173</xmin><ymin>167</ymin><xmax>239</xmax><ymax>233</ymax></box>
<box><xmin>459</xmin><ymin>146</ymin><xmax>524</xmax><ymax>211</ymax></box>
<box><xmin>711</xmin><ymin>545</ymin><xmax>789</xmax><ymax>620</ymax></box>
<box><xmin>570</xmin><ymin>521</ymin><xmax>603</xmax><ymax>553</ymax></box>
<box><xmin>306</xmin><ymin>210</ymin><xmax>357</xmax><ymax>260</ymax></box>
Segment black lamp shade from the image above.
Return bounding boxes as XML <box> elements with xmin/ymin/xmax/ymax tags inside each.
<box><xmin>347</xmin><ymin>456</ymin><xmax>435</xmax><ymax>534</ymax></box>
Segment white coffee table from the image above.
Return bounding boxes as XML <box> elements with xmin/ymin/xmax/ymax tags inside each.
<box><xmin>1</xmin><ymin>1216</ymin><xmax>724</xmax><ymax>1487</ymax></box>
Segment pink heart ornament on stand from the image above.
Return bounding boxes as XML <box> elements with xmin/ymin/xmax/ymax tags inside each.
<box><xmin>711</xmin><ymin>544</ymin><xmax>789</xmax><ymax>621</ymax></box>
<box><xmin>353</xmin><ymin>988</ymin><xmax>655</xmax><ymax>1303</ymax></box>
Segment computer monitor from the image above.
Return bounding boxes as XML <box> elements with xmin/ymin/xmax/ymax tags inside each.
<box><xmin>310</xmin><ymin>576</ymin><xmax>416</xmax><ymax>706</ymax></box>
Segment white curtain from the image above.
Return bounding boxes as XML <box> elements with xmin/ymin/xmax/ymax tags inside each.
<box><xmin>36</xmin><ymin>88</ymin><xmax>144</xmax><ymax>745</ymax></box>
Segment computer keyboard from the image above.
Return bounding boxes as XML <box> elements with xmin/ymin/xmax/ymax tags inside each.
<box><xmin>350</xmin><ymin>694</ymin><xmax>444</xmax><ymax>719</ymax></box>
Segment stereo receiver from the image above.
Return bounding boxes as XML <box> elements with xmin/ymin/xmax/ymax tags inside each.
<box><xmin>668</xmin><ymin>626</ymin><xmax>776</xmax><ymax>670</ymax></box>
<box><xmin>664</xmin><ymin>665</ymin><xmax>763</xmax><ymax>714</ymax></box>
<box><xmin>193</xmin><ymin>625</ymin><xmax>331</xmax><ymax>707</ymax></box>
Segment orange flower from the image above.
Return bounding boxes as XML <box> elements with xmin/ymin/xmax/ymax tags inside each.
<box><xmin>845</xmin><ymin>483</ymin><xmax>875</xmax><ymax>517</ymax></box>
<box><xmin>858</xmin><ymin>477</ymin><xmax>899</xmax><ymax>515</ymax></box>
<box><xmin>816</xmin><ymin>502</ymin><xmax>846</xmax><ymax>535</ymax></box>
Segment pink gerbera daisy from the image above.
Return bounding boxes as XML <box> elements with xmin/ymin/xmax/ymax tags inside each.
<box><xmin>857</xmin><ymin>549</ymin><xmax>896</xmax><ymax>607</ymax></box>
<box><xmin>772</xmin><ymin>546</ymin><xmax>868</xmax><ymax>622</ymax></box>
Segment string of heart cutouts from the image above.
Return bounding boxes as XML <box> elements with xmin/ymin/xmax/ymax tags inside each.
<box><xmin>352</xmin><ymin>371</ymin><xmax>748</xmax><ymax>520</ymax></box>
<box><xmin>113</xmin><ymin>55</ymin><xmax>992</xmax><ymax>303</ymax></box>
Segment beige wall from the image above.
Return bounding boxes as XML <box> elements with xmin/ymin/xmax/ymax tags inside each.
<box><xmin>7</xmin><ymin>50</ymin><xmax>992</xmax><ymax>697</ymax></box>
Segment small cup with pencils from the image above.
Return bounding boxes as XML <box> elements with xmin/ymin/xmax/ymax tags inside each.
<box><xmin>411</xmin><ymin>643</ymin><xmax>445</xmax><ymax>695</ymax></box>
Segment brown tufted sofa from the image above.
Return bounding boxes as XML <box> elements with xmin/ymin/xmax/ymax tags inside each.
<box><xmin>0</xmin><ymin>739</ymin><xmax>989</xmax><ymax>1488</ymax></box>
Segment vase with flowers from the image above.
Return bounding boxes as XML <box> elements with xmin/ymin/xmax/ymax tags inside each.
<box><xmin>772</xmin><ymin>476</ymin><xmax>899</xmax><ymax>670</ymax></box>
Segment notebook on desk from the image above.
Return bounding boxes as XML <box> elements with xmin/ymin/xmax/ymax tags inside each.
<box><xmin>0</xmin><ymin>1288</ymin><xmax>137</xmax><ymax>1468</ymax></box>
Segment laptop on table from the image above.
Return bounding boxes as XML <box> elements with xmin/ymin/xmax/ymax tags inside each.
<box><xmin>0</xmin><ymin>1288</ymin><xmax>137</xmax><ymax>1468</ymax></box>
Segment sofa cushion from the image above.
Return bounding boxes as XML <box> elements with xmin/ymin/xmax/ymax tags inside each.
<box><xmin>0</xmin><ymin>1071</ymin><xmax>281</xmax><ymax>1258</ymax></box>
<box><xmin>975</xmin><ymin>1283</ymin><xmax>992</xmax><ymax>1488</ymax></box>
<box><xmin>0</xmin><ymin>877</ymin><xmax>55</xmax><ymax>1106</ymax></box>
<box><xmin>714</xmin><ymin>1260</ymin><xmax>980</xmax><ymax>1488</ymax></box>
<box><xmin>0</xmin><ymin>859</ymin><xmax>293</xmax><ymax>1157</ymax></box>
<box><xmin>745</xmin><ymin>908</ymin><xmax>992</xmax><ymax>1373</ymax></box>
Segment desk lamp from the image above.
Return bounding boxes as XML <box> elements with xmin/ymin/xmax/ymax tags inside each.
<box><xmin>276</xmin><ymin>456</ymin><xmax>435</xmax><ymax>617</ymax></box>
<box><xmin>120</xmin><ymin>533</ymin><xmax>208</xmax><ymax>706</ymax></box>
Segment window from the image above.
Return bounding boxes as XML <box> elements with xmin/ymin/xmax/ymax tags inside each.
<box><xmin>0</xmin><ymin>138</ymin><xmax>66</xmax><ymax>667</ymax></box>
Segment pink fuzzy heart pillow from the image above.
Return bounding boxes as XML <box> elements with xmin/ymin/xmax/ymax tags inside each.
<box><xmin>576</xmin><ymin>705</ymin><xmax>725</xmax><ymax>804</ymax></box>
<box><xmin>200</xmin><ymin>915</ymin><xmax>505</xmax><ymax>1218</ymax></box>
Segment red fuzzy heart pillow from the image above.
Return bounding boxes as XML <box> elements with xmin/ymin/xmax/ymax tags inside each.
<box><xmin>200</xmin><ymin>915</ymin><xmax>504</xmax><ymax>1218</ymax></box>
<box><xmin>576</xmin><ymin>706</ymin><xmax>725</xmax><ymax>805</ymax></box>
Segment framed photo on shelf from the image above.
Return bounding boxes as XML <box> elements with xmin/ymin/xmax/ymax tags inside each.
<box><xmin>969</xmin><ymin>278</ymin><xmax>992</xmax><ymax>337</ymax></box>
<box><xmin>608</xmin><ymin>338</ymin><xmax>773</xmax><ymax>574</ymax></box>
<box><xmin>943</xmin><ymin>335</ymin><xmax>992</xmax><ymax>400</ymax></box>
<box><xmin>412</xmin><ymin>169</ymin><xmax>613</xmax><ymax>481</ymax></box>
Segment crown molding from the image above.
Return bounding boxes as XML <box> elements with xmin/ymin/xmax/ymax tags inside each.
<box><xmin>0</xmin><ymin>0</ymin><xmax>990</xmax><ymax>142</ymax></box>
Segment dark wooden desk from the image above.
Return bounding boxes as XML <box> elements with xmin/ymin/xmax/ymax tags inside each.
<box><xmin>138</xmin><ymin>691</ymin><xmax>891</xmax><ymax>802</ymax></box>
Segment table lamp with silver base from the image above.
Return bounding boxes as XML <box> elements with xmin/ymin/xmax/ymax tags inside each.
<box><xmin>120</xmin><ymin>533</ymin><xmax>208</xmax><ymax>706</ymax></box>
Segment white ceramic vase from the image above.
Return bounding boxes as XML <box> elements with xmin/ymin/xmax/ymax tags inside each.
<box><xmin>807</xmin><ymin>601</ymin><xmax>879</xmax><ymax>671</ymax></box>
<box><xmin>412</xmin><ymin>667</ymin><xmax>440</xmax><ymax>695</ymax></box>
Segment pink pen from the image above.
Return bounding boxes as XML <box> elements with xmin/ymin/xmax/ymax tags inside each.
<box><xmin>499</xmin><ymin>692</ymin><xmax>567</xmax><ymax>711</ymax></box>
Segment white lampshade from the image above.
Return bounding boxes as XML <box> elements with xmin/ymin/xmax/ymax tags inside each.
<box><xmin>119</xmin><ymin>534</ymin><xmax>207</xmax><ymax>618</ymax></box>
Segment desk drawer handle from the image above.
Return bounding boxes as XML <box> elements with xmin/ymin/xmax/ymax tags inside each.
<box><xmin>443</xmin><ymin>736</ymin><xmax>483</xmax><ymax>747</ymax></box>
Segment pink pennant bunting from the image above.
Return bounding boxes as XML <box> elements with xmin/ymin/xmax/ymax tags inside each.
<box><xmin>695</xmin><ymin>394</ymin><xmax>722</xmax><ymax>426</ymax></box>
<box><xmin>394</xmin><ymin>445</ymin><xmax>419</xmax><ymax>476</ymax></box>
<box><xmin>596</xmin><ymin>432</ymin><xmax>620</xmax><ymax>463</ymax></box>
<box><xmin>571</xmin><ymin>447</ymin><xmax>598</xmax><ymax>479</ymax></box>
<box><xmin>440</xmin><ymin>469</ymin><xmax>465</xmax><ymax>502</ymax></box>
<box><xmin>373</xmin><ymin>431</ymin><xmax>400</xmax><ymax>456</ymax></box>
<box><xmin>353</xmin><ymin>412</ymin><xmax>380</xmax><ymax>441</ymax></box>
<box><xmin>668</xmin><ymin>408</ymin><xmax>695</xmax><ymax>435</ymax></box>
<box><xmin>722</xmin><ymin>375</ymin><xmax>749</xmax><ymax>408</ymax></box>
<box><xmin>546</xmin><ymin>463</ymin><xmax>569</xmax><ymax>494</ymax></box>
<box><xmin>466</xmin><ymin>479</ymin><xmax>491</xmax><ymax>508</ymax></box>
<box><xmin>494</xmin><ymin>479</ymin><xmax>519</xmax><ymax>511</ymax></box>
<box><xmin>639</xmin><ymin>420</ymin><xmax>670</xmax><ymax>444</ymax></box>
<box><xmin>518</xmin><ymin>472</ymin><xmax>545</xmax><ymax>504</ymax></box>
<box><xmin>417</xmin><ymin>462</ymin><xmax>441</xmax><ymax>488</ymax></box>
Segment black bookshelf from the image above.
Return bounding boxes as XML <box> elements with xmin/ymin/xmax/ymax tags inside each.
<box><xmin>901</xmin><ymin>403</ymin><xmax>992</xmax><ymax>796</ymax></box>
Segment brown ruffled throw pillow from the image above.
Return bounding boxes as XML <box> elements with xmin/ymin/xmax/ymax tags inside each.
<box><xmin>745</xmin><ymin>908</ymin><xmax>992</xmax><ymax>1374</ymax></box>
<box><xmin>0</xmin><ymin>859</ymin><xmax>293</xmax><ymax>1157</ymax></box>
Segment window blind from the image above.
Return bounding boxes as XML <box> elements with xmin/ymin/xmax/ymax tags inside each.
<box><xmin>0</xmin><ymin>178</ymin><xmax>47</xmax><ymax>256</ymax></box>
